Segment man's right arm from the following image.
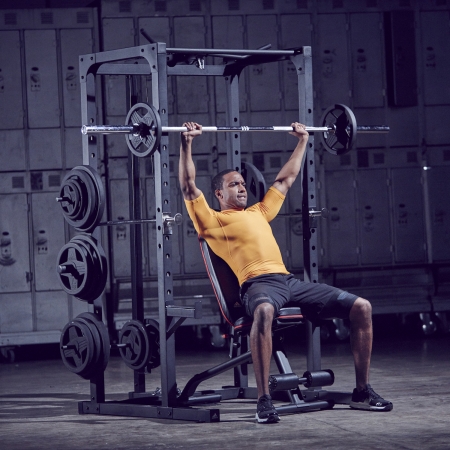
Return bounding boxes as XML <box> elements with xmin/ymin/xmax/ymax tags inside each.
<box><xmin>178</xmin><ymin>122</ymin><xmax>203</xmax><ymax>201</ymax></box>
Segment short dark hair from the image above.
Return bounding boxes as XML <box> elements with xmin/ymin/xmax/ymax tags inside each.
<box><xmin>211</xmin><ymin>169</ymin><xmax>236</xmax><ymax>192</ymax></box>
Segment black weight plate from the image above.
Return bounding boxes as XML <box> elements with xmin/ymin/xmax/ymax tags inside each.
<box><xmin>60</xmin><ymin>320</ymin><xmax>95</xmax><ymax>377</ymax></box>
<box><xmin>74</xmin><ymin>165</ymin><xmax>106</xmax><ymax>232</ymax></box>
<box><xmin>320</xmin><ymin>104</ymin><xmax>357</xmax><ymax>155</ymax></box>
<box><xmin>145</xmin><ymin>319</ymin><xmax>160</xmax><ymax>370</ymax></box>
<box><xmin>119</xmin><ymin>320</ymin><xmax>150</xmax><ymax>371</ymax></box>
<box><xmin>77</xmin><ymin>312</ymin><xmax>110</xmax><ymax>373</ymax></box>
<box><xmin>59</xmin><ymin>180</ymin><xmax>82</xmax><ymax>221</ymax></box>
<box><xmin>73</xmin><ymin>316</ymin><xmax>102</xmax><ymax>379</ymax></box>
<box><xmin>56</xmin><ymin>241</ymin><xmax>92</xmax><ymax>298</ymax></box>
<box><xmin>125</xmin><ymin>103</ymin><xmax>161</xmax><ymax>157</ymax></box>
<box><xmin>71</xmin><ymin>234</ymin><xmax>107</xmax><ymax>302</ymax></box>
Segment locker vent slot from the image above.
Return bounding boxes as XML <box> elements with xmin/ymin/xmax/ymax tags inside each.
<box><xmin>41</xmin><ymin>12</ymin><xmax>54</xmax><ymax>25</ymax></box>
<box><xmin>155</xmin><ymin>1</ymin><xmax>167</xmax><ymax>12</ymax></box>
<box><xmin>31</xmin><ymin>172</ymin><xmax>43</xmax><ymax>191</ymax></box>
<box><xmin>189</xmin><ymin>0</ymin><xmax>202</xmax><ymax>11</ymax></box>
<box><xmin>263</xmin><ymin>0</ymin><xmax>275</xmax><ymax>9</ymax></box>
<box><xmin>357</xmin><ymin>150</ymin><xmax>369</xmax><ymax>168</ymax></box>
<box><xmin>77</xmin><ymin>11</ymin><xmax>90</xmax><ymax>24</ymax></box>
<box><xmin>119</xmin><ymin>1</ymin><xmax>131</xmax><ymax>13</ymax></box>
<box><xmin>4</xmin><ymin>12</ymin><xmax>17</xmax><ymax>25</ymax></box>
<box><xmin>228</xmin><ymin>0</ymin><xmax>240</xmax><ymax>10</ymax></box>
<box><xmin>12</xmin><ymin>176</ymin><xmax>25</xmax><ymax>189</ymax></box>
<box><xmin>48</xmin><ymin>174</ymin><xmax>61</xmax><ymax>187</ymax></box>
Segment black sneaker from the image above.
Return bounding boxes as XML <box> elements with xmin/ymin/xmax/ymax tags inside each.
<box><xmin>255</xmin><ymin>394</ymin><xmax>280</xmax><ymax>424</ymax></box>
<box><xmin>350</xmin><ymin>384</ymin><xmax>393</xmax><ymax>411</ymax></box>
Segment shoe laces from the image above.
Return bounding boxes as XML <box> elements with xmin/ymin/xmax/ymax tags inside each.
<box><xmin>365</xmin><ymin>384</ymin><xmax>382</xmax><ymax>400</ymax></box>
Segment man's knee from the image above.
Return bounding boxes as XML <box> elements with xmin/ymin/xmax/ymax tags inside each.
<box><xmin>350</xmin><ymin>297</ymin><xmax>372</xmax><ymax>323</ymax></box>
<box><xmin>253</xmin><ymin>301</ymin><xmax>275</xmax><ymax>330</ymax></box>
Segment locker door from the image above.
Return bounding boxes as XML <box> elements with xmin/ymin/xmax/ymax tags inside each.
<box><xmin>146</xmin><ymin>176</ymin><xmax>182</xmax><ymax>276</ymax></box>
<box><xmin>173</xmin><ymin>16</ymin><xmax>208</xmax><ymax>114</ymax></box>
<box><xmin>0</xmin><ymin>193</ymin><xmax>30</xmax><ymax>293</ymax></box>
<box><xmin>428</xmin><ymin>166</ymin><xmax>450</xmax><ymax>261</ymax></box>
<box><xmin>138</xmin><ymin>17</ymin><xmax>171</xmax><ymax>45</ymax></box>
<box><xmin>349</xmin><ymin>13</ymin><xmax>384</xmax><ymax>108</ymax></box>
<box><xmin>247</xmin><ymin>15</ymin><xmax>281</xmax><ymax>112</ymax></box>
<box><xmin>280</xmin><ymin>14</ymin><xmax>312</xmax><ymax>111</ymax></box>
<box><xmin>211</xmin><ymin>15</ymin><xmax>246</xmax><ymax>113</ymax></box>
<box><xmin>420</xmin><ymin>11</ymin><xmax>450</xmax><ymax>106</ymax></box>
<box><xmin>102</xmin><ymin>18</ymin><xmax>135</xmax><ymax>117</ymax></box>
<box><xmin>60</xmin><ymin>28</ymin><xmax>94</xmax><ymax>127</ymax></box>
<box><xmin>0</xmin><ymin>293</ymin><xmax>33</xmax><ymax>333</ymax></box>
<box><xmin>0</xmin><ymin>130</ymin><xmax>26</xmax><ymax>172</ymax></box>
<box><xmin>31</xmin><ymin>191</ymin><xmax>66</xmax><ymax>291</ymax></box>
<box><xmin>64</xmin><ymin>127</ymin><xmax>83</xmax><ymax>169</ymax></box>
<box><xmin>325</xmin><ymin>170</ymin><xmax>358</xmax><ymax>266</ymax></box>
<box><xmin>391</xmin><ymin>168</ymin><xmax>426</xmax><ymax>263</ymax></box>
<box><xmin>35</xmin><ymin>291</ymin><xmax>69</xmax><ymax>332</ymax></box>
<box><xmin>24</xmin><ymin>30</ymin><xmax>60</xmax><ymax>128</ymax></box>
<box><xmin>315</xmin><ymin>14</ymin><xmax>350</xmax><ymax>110</ymax></box>
<box><xmin>0</xmin><ymin>30</ymin><xmax>24</xmax><ymax>129</ymax></box>
<box><xmin>28</xmin><ymin>128</ymin><xmax>63</xmax><ymax>170</ymax></box>
<box><xmin>356</xmin><ymin>169</ymin><xmax>392</xmax><ymax>265</ymax></box>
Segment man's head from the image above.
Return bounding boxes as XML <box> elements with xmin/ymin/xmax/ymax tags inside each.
<box><xmin>212</xmin><ymin>169</ymin><xmax>247</xmax><ymax>210</ymax></box>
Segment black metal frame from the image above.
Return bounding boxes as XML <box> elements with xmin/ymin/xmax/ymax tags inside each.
<box><xmin>77</xmin><ymin>43</ymin><xmax>350</xmax><ymax>422</ymax></box>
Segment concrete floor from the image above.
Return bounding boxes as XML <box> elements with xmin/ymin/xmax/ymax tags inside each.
<box><xmin>1</xmin><ymin>326</ymin><xmax>450</xmax><ymax>450</ymax></box>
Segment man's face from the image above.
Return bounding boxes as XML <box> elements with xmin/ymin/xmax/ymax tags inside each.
<box><xmin>215</xmin><ymin>171</ymin><xmax>247</xmax><ymax>210</ymax></box>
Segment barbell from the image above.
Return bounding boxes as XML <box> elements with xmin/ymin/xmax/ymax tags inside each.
<box><xmin>81</xmin><ymin>103</ymin><xmax>389</xmax><ymax>158</ymax></box>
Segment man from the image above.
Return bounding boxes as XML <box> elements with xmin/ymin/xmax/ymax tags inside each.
<box><xmin>179</xmin><ymin>121</ymin><xmax>393</xmax><ymax>424</ymax></box>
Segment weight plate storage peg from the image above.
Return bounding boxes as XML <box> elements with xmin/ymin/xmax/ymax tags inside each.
<box><xmin>57</xmin><ymin>165</ymin><xmax>105</xmax><ymax>232</ymax></box>
<box><xmin>56</xmin><ymin>234</ymin><xmax>107</xmax><ymax>302</ymax></box>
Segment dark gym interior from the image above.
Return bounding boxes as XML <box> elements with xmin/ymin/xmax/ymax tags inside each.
<box><xmin>1</xmin><ymin>0</ymin><xmax>450</xmax><ymax>448</ymax></box>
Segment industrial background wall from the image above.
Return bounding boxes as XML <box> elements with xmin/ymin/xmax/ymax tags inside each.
<box><xmin>0</xmin><ymin>0</ymin><xmax>449</xmax><ymax>358</ymax></box>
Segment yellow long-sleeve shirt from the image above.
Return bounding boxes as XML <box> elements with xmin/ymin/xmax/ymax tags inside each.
<box><xmin>184</xmin><ymin>186</ymin><xmax>289</xmax><ymax>286</ymax></box>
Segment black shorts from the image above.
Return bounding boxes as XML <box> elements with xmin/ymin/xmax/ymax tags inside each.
<box><xmin>240</xmin><ymin>273</ymin><xmax>358</xmax><ymax>321</ymax></box>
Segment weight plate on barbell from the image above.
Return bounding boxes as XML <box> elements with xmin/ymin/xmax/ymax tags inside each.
<box><xmin>125</xmin><ymin>103</ymin><xmax>162</xmax><ymax>158</ymax></box>
<box><xmin>320</xmin><ymin>104</ymin><xmax>357</xmax><ymax>156</ymax></box>
<box><xmin>60</xmin><ymin>319</ymin><xmax>96</xmax><ymax>378</ymax></box>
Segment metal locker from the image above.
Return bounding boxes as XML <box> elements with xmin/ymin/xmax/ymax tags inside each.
<box><xmin>420</xmin><ymin>11</ymin><xmax>450</xmax><ymax>106</ymax></box>
<box><xmin>146</xmin><ymin>176</ymin><xmax>182</xmax><ymax>276</ymax></box>
<box><xmin>427</xmin><ymin>166</ymin><xmax>450</xmax><ymax>261</ymax></box>
<box><xmin>391</xmin><ymin>167</ymin><xmax>426</xmax><ymax>263</ymax></box>
<box><xmin>250</xmin><ymin>111</ymin><xmax>287</xmax><ymax>152</ymax></box>
<box><xmin>0</xmin><ymin>130</ymin><xmax>26</xmax><ymax>172</ymax></box>
<box><xmin>0</xmin><ymin>30</ymin><xmax>24</xmax><ymax>130</ymax></box>
<box><xmin>0</xmin><ymin>293</ymin><xmax>33</xmax><ymax>333</ymax></box>
<box><xmin>315</xmin><ymin>14</ymin><xmax>350</xmax><ymax>110</ymax></box>
<box><xmin>64</xmin><ymin>127</ymin><xmax>83</xmax><ymax>169</ymax></box>
<box><xmin>24</xmin><ymin>29</ymin><xmax>60</xmax><ymax>128</ymax></box>
<box><xmin>211</xmin><ymin>15</ymin><xmax>247</xmax><ymax>113</ymax></box>
<box><xmin>105</xmin><ymin>116</ymin><xmax>128</xmax><ymax>158</ymax></box>
<box><xmin>138</xmin><ymin>17</ymin><xmax>171</xmax><ymax>45</ymax></box>
<box><xmin>31</xmin><ymin>191</ymin><xmax>66</xmax><ymax>291</ymax></box>
<box><xmin>349</xmin><ymin>13</ymin><xmax>384</xmax><ymax>108</ymax></box>
<box><xmin>173</xmin><ymin>16</ymin><xmax>209</xmax><ymax>114</ymax></box>
<box><xmin>28</xmin><ymin>128</ymin><xmax>63</xmax><ymax>170</ymax></box>
<box><xmin>102</xmin><ymin>18</ymin><xmax>135</xmax><ymax>117</ymax></box>
<box><xmin>35</xmin><ymin>291</ymin><xmax>69</xmax><ymax>332</ymax></box>
<box><xmin>246</xmin><ymin>15</ymin><xmax>281</xmax><ymax>112</ymax></box>
<box><xmin>181</xmin><ymin>175</ymin><xmax>212</xmax><ymax>274</ymax></box>
<box><xmin>60</xmin><ymin>28</ymin><xmax>94</xmax><ymax>127</ymax></box>
<box><xmin>0</xmin><ymin>193</ymin><xmax>31</xmax><ymax>293</ymax></box>
<box><xmin>280</xmin><ymin>14</ymin><xmax>312</xmax><ymax>111</ymax></box>
<box><xmin>356</xmin><ymin>169</ymin><xmax>392</xmax><ymax>265</ymax></box>
<box><xmin>324</xmin><ymin>170</ymin><xmax>359</xmax><ymax>266</ymax></box>
<box><xmin>386</xmin><ymin>107</ymin><xmax>420</xmax><ymax>148</ymax></box>
<box><xmin>425</xmin><ymin>106</ymin><xmax>450</xmax><ymax>146</ymax></box>
<box><xmin>109</xmin><ymin>178</ymin><xmax>132</xmax><ymax>278</ymax></box>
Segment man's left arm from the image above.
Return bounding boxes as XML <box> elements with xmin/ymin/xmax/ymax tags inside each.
<box><xmin>272</xmin><ymin>122</ymin><xmax>309</xmax><ymax>195</ymax></box>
